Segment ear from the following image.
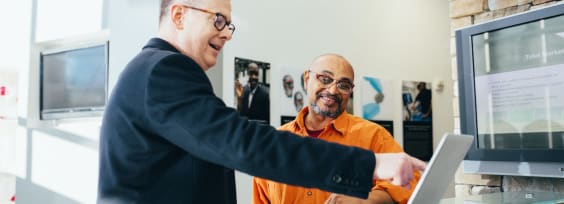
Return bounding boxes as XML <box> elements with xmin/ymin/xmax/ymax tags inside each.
<box><xmin>170</xmin><ymin>4</ymin><xmax>186</xmax><ymax>29</ymax></box>
<box><xmin>303</xmin><ymin>70</ymin><xmax>309</xmax><ymax>91</ymax></box>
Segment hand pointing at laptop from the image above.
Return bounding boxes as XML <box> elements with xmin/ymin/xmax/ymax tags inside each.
<box><xmin>374</xmin><ymin>153</ymin><xmax>427</xmax><ymax>188</ymax></box>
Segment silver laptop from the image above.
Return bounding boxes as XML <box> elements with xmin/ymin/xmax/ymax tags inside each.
<box><xmin>407</xmin><ymin>133</ymin><xmax>474</xmax><ymax>204</ymax></box>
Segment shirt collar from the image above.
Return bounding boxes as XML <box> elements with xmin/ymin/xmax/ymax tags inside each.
<box><xmin>293</xmin><ymin>106</ymin><xmax>349</xmax><ymax>136</ymax></box>
<box><xmin>250</xmin><ymin>85</ymin><xmax>258</xmax><ymax>94</ymax></box>
<box><xmin>144</xmin><ymin>38</ymin><xmax>180</xmax><ymax>53</ymax></box>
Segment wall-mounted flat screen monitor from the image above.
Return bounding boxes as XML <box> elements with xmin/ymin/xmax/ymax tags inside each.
<box><xmin>40</xmin><ymin>41</ymin><xmax>108</xmax><ymax>120</ymax></box>
<box><xmin>456</xmin><ymin>3</ymin><xmax>564</xmax><ymax>178</ymax></box>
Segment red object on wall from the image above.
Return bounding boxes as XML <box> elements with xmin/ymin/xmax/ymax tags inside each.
<box><xmin>0</xmin><ymin>86</ymin><xmax>6</xmax><ymax>96</ymax></box>
<box><xmin>11</xmin><ymin>195</ymin><xmax>15</xmax><ymax>202</ymax></box>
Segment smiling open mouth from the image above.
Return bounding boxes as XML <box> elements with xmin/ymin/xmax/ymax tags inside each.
<box><xmin>317</xmin><ymin>92</ymin><xmax>341</xmax><ymax>106</ymax></box>
<box><xmin>209</xmin><ymin>43</ymin><xmax>220</xmax><ymax>51</ymax></box>
<box><xmin>311</xmin><ymin>93</ymin><xmax>344</xmax><ymax>118</ymax></box>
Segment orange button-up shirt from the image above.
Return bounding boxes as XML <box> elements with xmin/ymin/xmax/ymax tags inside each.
<box><xmin>253</xmin><ymin>107</ymin><xmax>420</xmax><ymax>204</ymax></box>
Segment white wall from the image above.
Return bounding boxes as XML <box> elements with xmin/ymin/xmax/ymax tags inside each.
<box><xmin>0</xmin><ymin>0</ymin><xmax>32</xmax><ymax>72</ymax></box>
<box><xmin>1</xmin><ymin>0</ymin><xmax>32</xmax><ymax>177</ymax></box>
<box><xmin>0</xmin><ymin>0</ymin><xmax>31</xmax><ymax>203</ymax></box>
<box><xmin>222</xmin><ymin>1</ymin><xmax>452</xmax><ymax>202</ymax></box>
<box><xmin>108</xmin><ymin>1</ymin><xmax>159</xmax><ymax>92</ymax></box>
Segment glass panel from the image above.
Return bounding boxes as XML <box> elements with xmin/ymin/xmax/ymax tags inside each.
<box><xmin>471</xmin><ymin>14</ymin><xmax>564</xmax><ymax>149</ymax></box>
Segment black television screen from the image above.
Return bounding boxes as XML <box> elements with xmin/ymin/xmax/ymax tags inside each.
<box><xmin>456</xmin><ymin>3</ymin><xmax>564</xmax><ymax>178</ymax></box>
<box><xmin>40</xmin><ymin>42</ymin><xmax>108</xmax><ymax>120</ymax></box>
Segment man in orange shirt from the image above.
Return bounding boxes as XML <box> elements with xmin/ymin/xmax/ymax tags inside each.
<box><xmin>253</xmin><ymin>54</ymin><xmax>421</xmax><ymax>204</ymax></box>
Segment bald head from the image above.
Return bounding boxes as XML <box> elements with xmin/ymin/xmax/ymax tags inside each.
<box><xmin>309</xmin><ymin>54</ymin><xmax>354</xmax><ymax>80</ymax></box>
<box><xmin>247</xmin><ymin>62</ymin><xmax>259</xmax><ymax>73</ymax></box>
<box><xmin>306</xmin><ymin>53</ymin><xmax>355</xmax><ymax>118</ymax></box>
<box><xmin>247</xmin><ymin>62</ymin><xmax>260</xmax><ymax>89</ymax></box>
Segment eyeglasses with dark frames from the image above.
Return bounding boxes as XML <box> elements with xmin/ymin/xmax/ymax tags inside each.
<box><xmin>308</xmin><ymin>70</ymin><xmax>354</xmax><ymax>94</ymax></box>
<box><xmin>180</xmin><ymin>5</ymin><xmax>236</xmax><ymax>35</ymax></box>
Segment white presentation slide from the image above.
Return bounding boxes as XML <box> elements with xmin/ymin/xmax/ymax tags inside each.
<box><xmin>475</xmin><ymin>63</ymin><xmax>564</xmax><ymax>133</ymax></box>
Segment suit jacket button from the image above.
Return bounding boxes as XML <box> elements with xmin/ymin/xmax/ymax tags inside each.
<box><xmin>332</xmin><ymin>175</ymin><xmax>342</xmax><ymax>183</ymax></box>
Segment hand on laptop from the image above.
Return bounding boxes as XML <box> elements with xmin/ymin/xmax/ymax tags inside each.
<box><xmin>373</xmin><ymin>153</ymin><xmax>426</xmax><ymax>188</ymax></box>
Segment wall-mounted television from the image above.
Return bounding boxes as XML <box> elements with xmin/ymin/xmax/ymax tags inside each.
<box><xmin>38</xmin><ymin>33</ymin><xmax>109</xmax><ymax>120</ymax></box>
<box><xmin>456</xmin><ymin>3</ymin><xmax>564</xmax><ymax>178</ymax></box>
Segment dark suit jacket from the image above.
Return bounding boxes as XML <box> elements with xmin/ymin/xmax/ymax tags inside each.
<box><xmin>98</xmin><ymin>38</ymin><xmax>375</xmax><ymax>204</ymax></box>
<box><xmin>415</xmin><ymin>88</ymin><xmax>431</xmax><ymax>116</ymax></box>
<box><xmin>239</xmin><ymin>84</ymin><xmax>270</xmax><ymax>124</ymax></box>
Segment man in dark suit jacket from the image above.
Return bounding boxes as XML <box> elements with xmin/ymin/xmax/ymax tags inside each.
<box><xmin>239</xmin><ymin>63</ymin><xmax>270</xmax><ymax>124</ymax></box>
<box><xmin>411</xmin><ymin>82</ymin><xmax>432</xmax><ymax>121</ymax></box>
<box><xmin>97</xmin><ymin>0</ymin><xmax>425</xmax><ymax>203</ymax></box>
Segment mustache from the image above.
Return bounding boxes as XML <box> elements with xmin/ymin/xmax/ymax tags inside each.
<box><xmin>316</xmin><ymin>92</ymin><xmax>342</xmax><ymax>104</ymax></box>
<box><xmin>311</xmin><ymin>92</ymin><xmax>344</xmax><ymax>118</ymax></box>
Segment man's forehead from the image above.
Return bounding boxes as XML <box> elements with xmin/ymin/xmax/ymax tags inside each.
<box><xmin>247</xmin><ymin>68</ymin><xmax>259</xmax><ymax>75</ymax></box>
<box><xmin>311</xmin><ymin>59</ymin><xmax>353</xmax><ymax>78</ymax></box>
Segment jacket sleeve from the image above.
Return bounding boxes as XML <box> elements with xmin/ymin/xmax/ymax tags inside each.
<box><xmin>145</xmin><ymin>54</ymin><xmax>376</xmax><ymax>198</ymax></box>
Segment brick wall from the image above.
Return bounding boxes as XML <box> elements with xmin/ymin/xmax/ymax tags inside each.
<box><xmin>449</xmin><ymin>0</ymin><xmax>564</xmax><ymax>197</ymax></box>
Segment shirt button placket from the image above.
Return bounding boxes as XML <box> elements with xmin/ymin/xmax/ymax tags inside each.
<box><xmin>304</xmin><ymin>188</ymin><xmax>314</xmax><ymax>204</ymax></box>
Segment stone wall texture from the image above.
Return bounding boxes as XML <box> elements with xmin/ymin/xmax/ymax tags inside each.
<box><xmin>449</xmin><ymin>0</ymin><xmax>564</xmax><ymax>197</ymax></box>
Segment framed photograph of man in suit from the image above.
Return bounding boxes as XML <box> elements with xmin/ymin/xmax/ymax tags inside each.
<box><xmin>234</xmin><ymin>57</ymin><xmax>271</xmax><ymax>125</ymax></box>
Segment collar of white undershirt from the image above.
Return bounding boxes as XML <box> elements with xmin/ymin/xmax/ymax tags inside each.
<box><xmin>250</xmin><ymin>86</ymin><xmax>258</xmax><ymax>95</ymax></box>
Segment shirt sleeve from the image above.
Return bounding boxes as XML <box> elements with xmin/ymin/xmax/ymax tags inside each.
<box><xmin>372</xmin><ymin>171</ymin><xmax>421</xmax><ymax>204</ymax></box>
<box><xmin>252</xmin><ymin>177</ymin><xmax>271</xmax><ymax>204</ymax></box>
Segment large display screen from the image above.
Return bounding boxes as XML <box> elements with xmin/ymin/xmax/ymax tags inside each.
<box><xmin>40</xmin><ymin>43</ymin><xmax>108</xmax><ymax>120</ymax></box>
<box><xmin>471</xmin><ymin>14</ymin><xmax>564</xmax><ymax>150</ymax></box>
<box><xmin>456</xmin><ymin>4</ymin><xmax>564</xmax><ymax>177</ymax></box>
